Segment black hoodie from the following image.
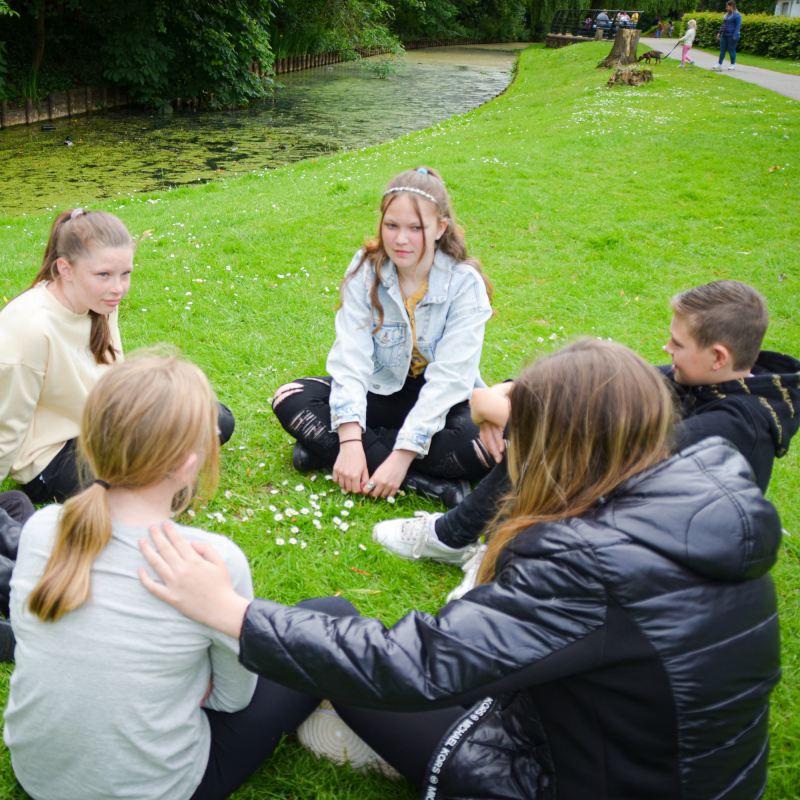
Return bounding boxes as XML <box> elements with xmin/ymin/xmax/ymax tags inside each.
<box><xmin>660</xmin><ymin>350</ymin><xmax>800</xmax><ymax>492</ymax></box>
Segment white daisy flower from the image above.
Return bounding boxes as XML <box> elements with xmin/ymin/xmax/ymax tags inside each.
<box><xmin>289</xmin><ymin>537</ymin><xmax>298</xmax><ymax>545</ymax></box>
<box><xmin>290</xmin><ymin>526</ymin><xmax>299</xmax><ymax>534</ymax></box>
<box><xmin>340</xmin><ymin>523</ymin><xmax>350</xmax><ymax>532</ymax></box>
<box><xmin>332</xmin><ymin>517</ymin><xmax>342</xmax><ymax>525</ymax></box>
<box><xmin>294</xmin><ymin>484</ymin><xmax>304</xmax><ymax>492</ymax></box>
<box><xmin>359</xmin><ymin>543</ymin><xmax>367</xmax><ymax>550</ymax></box>
<box><xmin>341</xmin><ymin>510</ymin><xmax>349</xmax><ymax>517</ymax></box>
<box><xmin>300</xmin><ymin>508</ymin><xmax>310</xmax><ymax>515</ymax></box>
<box><xmin>313</xmin><ymin>520</ymin><xmax>322</xmax><ymax>528</ymax></box>
<box><xmin>224</xmin><ymin>490</ymin><xmax>232</xmax><ymax>498</ymax></box>
<box><xmin>246</xmin><ymin>508</ymin><xmax>254</xmax><ymax>516</ymax></box>
<box><xmin>334</xmin><ymin>550</ymin><xmax>339</xmax><ymax>556</ymax></box>
<box><xmin>282</xmin><ymin>480</ymin><xmax>288</xmax><ymax>486</ymax></box>
<box><xmin>320</xmin><ymin>492</ymin><xmax>327</xmax><ymax>497</ymax></box>
<box><xmin>259</xmin><ymin>463</ymin><xmax>265</xmax><ymax>467</ymax></box>
<box><xmin>310</xmin><ymin>494</ymin><xmax>319</xmax><ymax>501</ymax></box>
<box><xmin>314</xmin><ymin>511</ymin><xmax>322</xmax><ymax>518</ymax></box>
<box><xmin>301</xmin><ymin>541</ymin><xmax>307</xmax><ymax>549</ymax></box>
<box><xmin>325</xmin><ymin>474</ymin><xmax>333</xmax><ymax>480</ymax></box>
<box><xmin>274</xmin><ymin>513</ymin><xmax>284</xmax><ymax>521</ymax></box>
<box><xmin>187</xmin><ymin>509</ymin><xmax>196</xmax><ymax>518</ymax></box>
<box><xmin>270</xmin><ymin>489</ymin><xmax>279</xmax><ymax>495</ymax></box>
<box><xmin>286</xmin><ymin>508</ymin><xmax>298</xmax><ymax>517</ymax></box>
<box><xmin>343</xmin><ymin>500</ymin><xmax>354</xmax><ymax>509</ymax></box>
<box><xmin>269</xmin><ymin>505</ymin><xmax>277</xmax><ymax>512</ymax></box>
<box><xmin>386</xmin><ymin>496</ymin><xmax>395</xmax><ymax>504</ymax></box>
<box><xmin>276</xmin><ymin>537</ymin><xmax>285</xmax><ymax>545</ymax></box>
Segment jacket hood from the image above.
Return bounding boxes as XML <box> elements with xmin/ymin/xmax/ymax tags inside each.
<box><xmin>662</xmin><ymin>350</ymin><xmax>800</xmax><ymax>458</ymax></box>
<box><xmin>597</xmin><ymin>438</ymin><xmax>782</xmax><ymax>582</ymax></box>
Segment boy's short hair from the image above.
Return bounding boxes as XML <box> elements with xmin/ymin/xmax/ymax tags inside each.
<box><xmin>670</xmin><ymin>280</ymin><xmax>768</xmax><ymax>371</ymax></box>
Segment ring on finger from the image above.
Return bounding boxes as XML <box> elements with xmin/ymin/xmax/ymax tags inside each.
<box><xmin>366</xmin><ymin>480</ymin><xmax>376</xmax><ymax>491</ymax></box>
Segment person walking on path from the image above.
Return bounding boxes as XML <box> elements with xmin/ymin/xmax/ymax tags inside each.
<box><xmin>677</xmin><ymin>19</ymin><xmax>697</xmax><ymax>67</ymax></box>
<box><xmin>715</xmin><ymin>1</ymin><xmax>742</xmax><ymax>71</ymax></box>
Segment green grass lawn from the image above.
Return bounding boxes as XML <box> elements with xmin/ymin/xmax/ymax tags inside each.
<box><xmin>691</xmin><ymin>46</ymin><xmax>800</xmax><ymax>77</ymax></box>
<box><xmin>0</xmin><ymin>41</ymin><xmax>798</xmax><ymax>799</ymax></box>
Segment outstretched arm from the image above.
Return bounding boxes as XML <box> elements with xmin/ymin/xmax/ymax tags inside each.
<box><xmin>140</xmin><ymin>521</ymin><xmax>608</xmax><ymax>709</ymax></box>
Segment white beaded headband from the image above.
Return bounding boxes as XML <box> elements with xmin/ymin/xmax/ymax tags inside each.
<box><xmin>383</xmin><ymin>186</ymin><xmax>440</xmax><ymax>208</ymax></box>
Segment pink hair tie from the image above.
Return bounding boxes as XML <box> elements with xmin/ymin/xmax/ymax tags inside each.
<box><xmin>70</xmin><ymin>208</ymin><xmax>85</xmax><ymax>219</ymax></box>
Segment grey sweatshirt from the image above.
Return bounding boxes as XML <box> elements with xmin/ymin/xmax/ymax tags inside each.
<box><xmin>4</xmin><ymin>505</ymin><xmax>256</xmax><ymax>800</ymax></box>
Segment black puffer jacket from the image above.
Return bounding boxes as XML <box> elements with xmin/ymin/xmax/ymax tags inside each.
<box><xmin>240</xmin><ymin>439</ymin><xmax>782</xmax><ymax>800</ymax></box>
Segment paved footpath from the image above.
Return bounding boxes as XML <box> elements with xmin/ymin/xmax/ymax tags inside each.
<box><xmin>639</xmin><ymin>36</ymin><xmax>800</xmax><ymax>102</ymax></box>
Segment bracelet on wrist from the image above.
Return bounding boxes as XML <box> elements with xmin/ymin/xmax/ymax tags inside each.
<box><xmin>338</xmin><ymin>438</ymin><xmax>363</xmax><ymax>445</ymax></box>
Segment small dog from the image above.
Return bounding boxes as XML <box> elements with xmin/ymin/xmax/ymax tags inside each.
<box><xmin>638</xmin><ymin>51</ymin><xmax>664</xmax><ymax>65</ymax></box>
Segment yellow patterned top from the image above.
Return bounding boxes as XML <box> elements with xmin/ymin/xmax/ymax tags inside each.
<box><xmin>404</xmin><ymin>282</ymin><xmax>429</xmax><ymax>378</ymax></box>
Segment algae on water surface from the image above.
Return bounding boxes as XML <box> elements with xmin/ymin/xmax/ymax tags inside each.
<box><xmin>0</xmin><ymin>44</ymin><xmax>523</xmax><ymax>218</ymax></box>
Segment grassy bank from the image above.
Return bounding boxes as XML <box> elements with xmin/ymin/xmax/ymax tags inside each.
<box><xmin>0</xmin><ymin>41</ymin><xmax>798</xmax><ymax>799</ymax></box>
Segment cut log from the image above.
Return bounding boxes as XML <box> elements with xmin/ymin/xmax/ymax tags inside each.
<box><xmin>598</xmin><ymin>28</ymin><xmax>641</xmax><ymax>69</ymax></box>
<box><xmin>606</xmin><ymin>66</ymin><xmax>653</xmax><ymax>87</ymax></box>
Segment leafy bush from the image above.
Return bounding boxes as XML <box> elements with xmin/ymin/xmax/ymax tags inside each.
<box><xmin>685</xmin><ymin>12</ymin><xmax>800</xmax><ymax>60</ymax></box>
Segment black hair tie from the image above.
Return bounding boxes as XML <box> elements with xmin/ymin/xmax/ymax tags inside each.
<box><xmin>94</xmin><ymin>479</ymin><xmax>110</xmax><ymax>490</ymax></box>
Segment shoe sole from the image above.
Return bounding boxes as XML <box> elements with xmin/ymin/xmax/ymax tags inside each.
<box><xmin>297</xmin><ymin>701</ymin><xmax>401</xmax><ymax>779</ymax></box>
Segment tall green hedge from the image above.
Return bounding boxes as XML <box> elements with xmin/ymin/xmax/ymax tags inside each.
<box><xmin>684</xmin><ymin>12</ymin><xmax>800</xmax><ymax>60</ymax></box>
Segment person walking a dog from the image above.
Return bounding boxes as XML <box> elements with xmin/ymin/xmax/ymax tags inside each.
<box><xmin>677</xmin><ymin>19</ymin><xmax>697</xmax><ymax>67</ymax></box>
<box><xmin>714</xmin><ymin>1</ymin><xmax>742</xmax><ymax>71</ymax></box>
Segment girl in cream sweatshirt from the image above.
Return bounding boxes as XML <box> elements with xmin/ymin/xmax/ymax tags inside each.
<box><xmin>0</xmin><ymin>209</ymin><xmax>132</xmax><ymax>503</ymax></box>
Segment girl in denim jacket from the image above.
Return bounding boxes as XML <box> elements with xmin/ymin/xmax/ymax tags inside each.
<box><xmin>272</xmin><ymin>167</ymin><xmax>494</xmax><ymax>509</ymax></box>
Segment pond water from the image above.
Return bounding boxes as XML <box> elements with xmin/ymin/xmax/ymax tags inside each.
<box><xmin>0</xmin><ymin>43</ymin><xmax>525</xmax><ymax>218</ymax></box>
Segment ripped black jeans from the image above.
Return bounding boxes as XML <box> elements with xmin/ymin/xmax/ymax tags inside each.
<box><xmin>271</xmin><ymin>376</ymin><xmax>492</xmax><ymax>481</ymax></box>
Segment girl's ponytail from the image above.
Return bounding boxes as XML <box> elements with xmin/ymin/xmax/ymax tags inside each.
<box><xmin>27</xmin><ymin>352</ymin><xmax>219</xmax><ymax>623</ymax></box>
<box><xmin>29</xmin><ymin>209</ymin><xmax>133</xmax><ymax>366</ymax></box>
<box><xmin>27</xmin><ymin>483</ymin><xmax>112</xmax><ymax>623</ymax></box>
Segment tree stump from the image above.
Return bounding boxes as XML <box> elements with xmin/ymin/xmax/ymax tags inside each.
<box><xmin>606</xmin><ymin>66</ymin><xmax>653</xmax><ymax>87</ymax></box>
<box><xmin>598</xmin><ymin>28</ymin><xmax>641</xmax><ymax>69</ymax></box>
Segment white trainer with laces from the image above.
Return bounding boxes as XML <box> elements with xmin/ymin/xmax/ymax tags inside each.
<box><xmin>372</xmin><ymin>511</ymin><xmax>475</xmax><ymax>565</ymax></box>
<box><xmin>297</xmin><ymin>700</ymin><xmax>401</xmax><ymax>779</ymax></box>
<box><xmin>712</xmin><ymin>63</ymin><xmax>722</xmax><ymax>70</ymax></box>
<box><xmin>728</xmin><ymin>63</ymin><xmax>736</xmax><ymax>70</ymax></box>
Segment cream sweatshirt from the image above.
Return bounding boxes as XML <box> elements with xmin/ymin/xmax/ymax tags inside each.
<box><xmin>0</xmin><ymin>282</ymin><xmax>122</xmax><ymax>484</ymax></box>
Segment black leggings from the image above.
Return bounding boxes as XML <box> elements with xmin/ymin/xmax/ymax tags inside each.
<box><xmin>21</xmin><ymin>403</ymin><xmax>236</xmax><ymax>504</ymax></box>
<box><xmin>272</xmin><ymin>376</ymin><xmax>492</xmax><ymax>481</ymax></box>
<box><xmin>191</xmin><ymin>596</ymin><xmax>463</xmax><ymax>799</ymax></box>
<box><xmin>435</xmin><ymin>454</ymin><xmax>511</xmax><ymax>548</ymax></box>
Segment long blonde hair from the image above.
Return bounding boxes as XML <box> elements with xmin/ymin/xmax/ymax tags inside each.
<box><xmin>28</xmin><ymin>353</ymin><xmax>220</xmax><ymax>623</ymax></box>
<box><xmin>477</xmin><ymin>340</ymin><xmax>676</xmax><ymax>585</ymax></box>
<box><xmin>29</xmin><ymin>210</ymin><xmax>134</xmax><ymax>365</ymax></box>
<box><xmin>343</xmin><ymin>167</ymin><xmax>492</xmax><ymax>333</ymax></box>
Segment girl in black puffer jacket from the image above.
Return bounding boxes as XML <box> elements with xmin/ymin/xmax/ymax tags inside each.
<box><xmin>141</xmin><ymin>340</ymin><xmax>782</xmax><ymax>800</ymax></box>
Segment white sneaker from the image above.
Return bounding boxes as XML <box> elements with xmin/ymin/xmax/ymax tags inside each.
<box><xmin>712</xmin><ymin>63</ymin><xmax>722</xmax><ymax>70</ymax></box>
<box><xmin>728</xmin><ymin>64</ymin><xmax>736</xmax><ymax>70</ymax></box>
<box><xmin>372</xmin><ymin>511</ymin><xmax>475</xmax><ymax>565</ymax></box>
<box><xmin>297</xmin><ymin>701</ymin><xmax>401</xmax><ymax>779</ymax></box>
<box><xmin>446</xmin><ymin>544</ymin><xmax>488</xmax><ymax>603</ymax></box>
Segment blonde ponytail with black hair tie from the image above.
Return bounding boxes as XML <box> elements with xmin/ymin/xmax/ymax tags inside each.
<box><xmin>93</xmin><ymin>480</ymin><xmax>110</xmax><ymax>490</ymax></box>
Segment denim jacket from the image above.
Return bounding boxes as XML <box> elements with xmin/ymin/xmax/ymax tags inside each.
<box><xmin>326</xmin><ymin>248</ymin><xmax>492</xmax><ymax>455</ymax></box>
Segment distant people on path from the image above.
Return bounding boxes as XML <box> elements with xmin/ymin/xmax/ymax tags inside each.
<box><xmin>596</xmin><ymin>9</ymin><xmax>610</xmax><ymax>29</ymax></box>
<box><xmin>677</xmin><ymin>18</ymin><xmax>697</xmax><ymax>67</ymax></box>
<box><xmin>372</xmin><ymin>281</ymin><xmax>800</xmax><ymax>595</ymax></box>
<box><xmin>715</xmin><ymin>0</ymin><xmax>742</xmax><ymax>70</ymax></box>
<box><xmin>271</xmin><ymin>167</ymin><xmax>494</xmax><ymax>509</ymax></box>
<box><xmin>668</xmin><ymin>21</ymin><xmax>675</xmax><ymax>37</ymax></box>
<box><xmin>0</xmin><ymin>210</ymin><xmax>235</xmax><ymax>507</ymax></box>
<box><xmin>139</xmin><ymin>339</ymin><xmax>783</xmax><ymax>800</ymax></box>
<box><xmin>655</xmin><ymin>16</ymin><xmax>663</xmax><ymax>37</ymax></box>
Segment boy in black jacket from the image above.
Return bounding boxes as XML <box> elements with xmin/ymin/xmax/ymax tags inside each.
<box><xmin>374</xmin><ymin>279</ymin><xmax>800</xmax><ymax>567</ymax></box>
